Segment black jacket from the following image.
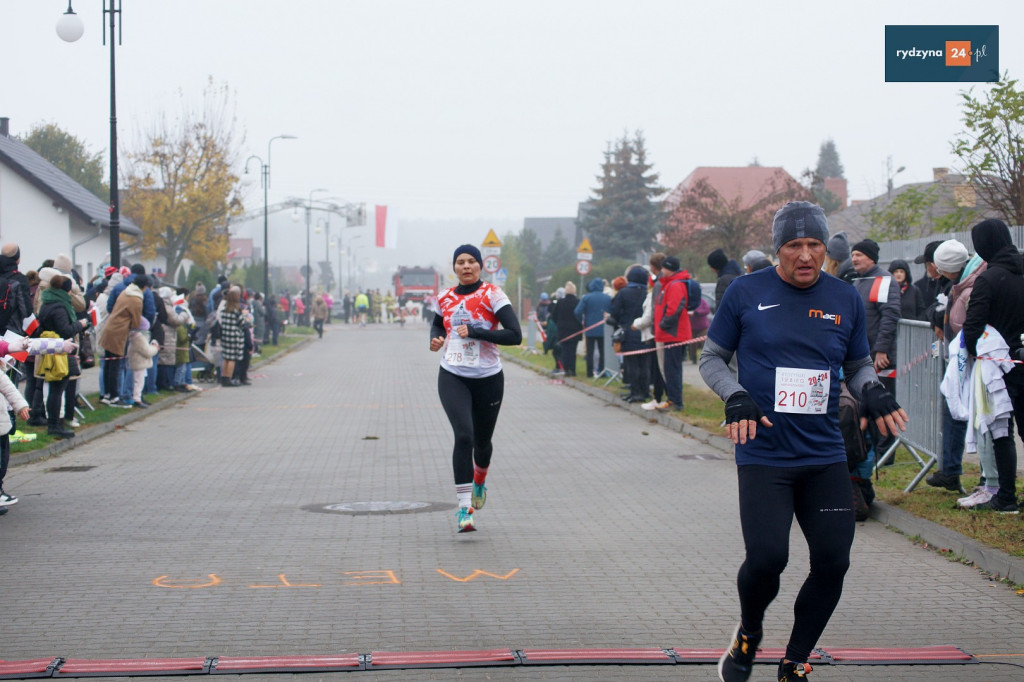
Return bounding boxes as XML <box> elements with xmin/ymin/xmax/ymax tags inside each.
<box><xmin>962</xmin><ymin>245</ymin><xmax>1024</xmax><ymax>361</ymax></box>
<box><xmin>552</xmin><ymin>294</ymin><xmax>582</xmax><ymax>341</ymax></box>
<box><xmin>37</xmin><ymin>300</ymin><xmax>81</xmax><ymax>340</ymax></box>
<box><xmin>606</xmin><ymin>282</ymin><xmax>647</xmax><ymax>351</ymax></box>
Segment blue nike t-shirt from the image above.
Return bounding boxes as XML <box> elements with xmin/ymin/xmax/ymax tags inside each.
<box><xmin>707</xmin><ymin>267</ymin><xmax>870</xmax><ymax>467</ymax></box>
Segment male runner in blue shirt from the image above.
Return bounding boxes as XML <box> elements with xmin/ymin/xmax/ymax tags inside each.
<box><xmin>700</xmin><ymin>201</ymin><xmax>908</xmax><ymax>682</ymax></box>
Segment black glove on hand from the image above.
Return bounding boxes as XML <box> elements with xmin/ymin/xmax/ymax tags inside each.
<box><xmin>862</xmin><ymin>382</ymin><xmax>901</xmax><ymax>420</ymax></box>
<box><xmin>724</xmin><ymin>391</ymin><xmax>764</xmax><ymax>425</ymax></box>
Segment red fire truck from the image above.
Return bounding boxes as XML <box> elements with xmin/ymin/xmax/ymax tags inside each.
<box><xmin>393</xmin><ymin>266</ymin><xmax>440</xmax><ymax>304</ymax></box>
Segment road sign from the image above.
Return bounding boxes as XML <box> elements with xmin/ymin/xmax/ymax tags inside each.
<box><xmin>576</xmin><ymin>259</ymin><xmax>591</xmax><ymax>276</ymax></box>
<box><xmin>483</xmin><ymin>255</ymin><xmax>501</xmax><ymax>274</ymax></box>
<box><xmin>577</xmin><ymin>237</ymin><xmax>593</xmax><ymax>254</ymax></box>
<box><xmin>482</xmin><ymin>229</ymin><xmax>502</xmax><ymax>248</ymax></box>
<box><xmin>494</xmin><ymin>267</ymin><xmax>507</xmax><ymax>286</ymax></box>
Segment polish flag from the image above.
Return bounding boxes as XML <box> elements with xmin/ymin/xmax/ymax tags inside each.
<box><xmin>375</xmin><ymin>205</ymin><xmax>399</xmax><ymax>249</ymax></box>
<box><xmin>868</xmin><ymin>276</ymin><xmax>891</xmax><ymax>303</ymax></box>
<box><xmin>173</xmin><ymin>295</ymin><xmax>186</xmax><ymax>308</ymax></box>
<box><xmin>88</xmin><ymin>304</ymin><xmax>104</xmax><ymax>328</ymax></box>
<box><xmin>21</xmin><ymin>314</ymin><xmax>38</xmax><ymax>336</ymax></box>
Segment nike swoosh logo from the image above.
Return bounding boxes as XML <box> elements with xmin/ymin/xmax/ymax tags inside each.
<box><xmin>758</xmin><ymin>303</ymin><xmax>780</xmax><ymax>310</ymax></box>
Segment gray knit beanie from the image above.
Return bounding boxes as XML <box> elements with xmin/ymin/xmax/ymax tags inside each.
<box><xmin>771</xmin><ymin>202</ymin><xmax>829</xmax><ymax>253</ymax></box>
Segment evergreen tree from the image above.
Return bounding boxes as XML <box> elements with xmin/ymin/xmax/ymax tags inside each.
<box><xmin>577</xmin><ymin>132</ymin><xmax>666</xmax><ymax>260</ymax></box>
<box><xmin>815</xmin><ymin>139</ymin><xmax>845</xmax><ymax>179</ymax></box>
<box><xmin>20</xmin><ymin>123</ymin><xmax>108</xmax><ymax>201</ymax></box>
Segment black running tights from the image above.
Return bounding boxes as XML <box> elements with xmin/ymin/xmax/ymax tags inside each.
<box><xmin>437</xmin><ymin>368</ymin><xmax>504</xmax><ymax>485</ymax></box>
<box><xmin>735</xmin><ymin>462</ymin><xmax>854</xmax><ymax>663</ymax></box>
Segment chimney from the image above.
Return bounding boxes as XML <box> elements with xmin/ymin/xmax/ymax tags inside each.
<box><xmin>933</xmin><ymin>167</ymin><xmax>950</xmax><ymax>182</ymax></box>
<box><xmin>823</xmin><ymin>177</ymin><xmax>848</xmax><ymax>209</ymax></box>
<box><xmin>0</xmin><ymin>117</ymin><xmax>8</xmax><ymax>137</ymax></box>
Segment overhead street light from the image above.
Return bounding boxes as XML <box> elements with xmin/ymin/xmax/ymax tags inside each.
<box><xmin>244</xmin><ymin>134</ymin><xmax>296</xmax><ymax>298</ymax></box>
<box><xmin>305</xmin><ymin>188</ymin><xmax>329</xmax><ymax>299</ymax></box>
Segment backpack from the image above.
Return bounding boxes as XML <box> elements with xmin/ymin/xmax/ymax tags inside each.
<box><xmin>839</xmin><ymin>381</ymin><xmax>868</xmax><ymax>472</ymax></box>
<box><xmin>684</xmin><ymin>278</ymin><xmax>702</xmax><ymax>312</ymax></box>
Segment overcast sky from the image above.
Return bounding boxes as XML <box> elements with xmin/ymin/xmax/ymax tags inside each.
<box><xmin>3</xmin><ymin>0</ymin><xmax>1021</xmax><ymax>278</ymax></box>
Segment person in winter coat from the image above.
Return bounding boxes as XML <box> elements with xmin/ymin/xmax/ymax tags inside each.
<box><xmin>925</xmin><ymin>239</ymin><xmax>976</xmax><ymax>494</ymax></box>
<box><xmin>574</xmin><ymin>278</ymin><xmax>612</xmax><ymax>377</ymax></box>
<box><xmin>155</xmin><ymin>286</ymin><xmax>189</xmax><ymax>390</ymax></box>
<box><xmin>606</xmin><ymin>266</ymin><xmax>650</xmax><ymax>403</ymax></box>
<box><xmin>127</xmin><ymin>317</ymin><xmax>160</xmax><ymax>408</ymax></box>
<box><xmin>217</xmin><ymin>287</ymin><xmax>248</xmax><ymax>387</ymax></box>
<box><xmin>551</xmin><ymin>282</ymin><xmax>582</xmax><ymax>376</ymax></box>
<box><xmin>98</xmin><ymin>275</ymin><xmax>146</xmax><ymax>407</ymax></box>
<box><xmin>824</xmin><ymin>231</ymin><xmax>857</xmax><ymax>283</ymax></box>
<box><xmin>311</xmin><ymin>294</ymin><xmax>328</xmax><ymax>338</ymax></box>
<box><xmin>888</xmin><ymin>258</ymin><xmax>925</xmax><ymax>321</ymax></box>
<box><xmin>962</xmin><ymin>219</ymin><xmax>1024</xmax><ymax>513</ymax></box>
<box><xmin>535</xmin><ymin>292</ymin><xmax>551</xmax><ymax>324</ymax></box>
<box><xmin>653</xmin><ymin>256</ymin><xmax>694</xmax><ymax>411</ymax></box>
<box><xmin>687</xmin><ymin>296</ymin><xmax>711</xmax><ymax>364</ymax></box>
<box><xmin>707</xmin><ymin>248</ymin><xmax>743</xmax><ymax>312</ymax></box>
<box><xmin>251</xmin><ymin>293</ymin><xmax>266</xmax><ymax>353</ymax></box>
<box><xmin>36</xmin><ymin>274</ymin><xmax>90</xmax><ymax>438</ymax></box>
<box><xmin>850</xmin><ymin>239</ymin><xmax>901</xmax><ymax>394</ymax></box>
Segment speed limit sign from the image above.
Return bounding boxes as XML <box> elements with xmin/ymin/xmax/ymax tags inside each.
<box><xmin>576</xmin><ymin>259</ymin><xmax>591</xmax><ymax>275</ymax></box>
<box><xmin>483</xmin><ymin>255</ymin><xmax>501</xmax><ymax>273</ymax></box>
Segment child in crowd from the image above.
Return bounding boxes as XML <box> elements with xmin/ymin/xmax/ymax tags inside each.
<box><xmin>127</xmin><ymin>318</ymin><xmax>160</xmax><ymax>410</ymax></box>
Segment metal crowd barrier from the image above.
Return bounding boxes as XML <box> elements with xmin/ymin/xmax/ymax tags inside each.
<box><xmin>875</xmin><ymin>319</ymin><xmax>944</xmax><ymax>491</ymax></box>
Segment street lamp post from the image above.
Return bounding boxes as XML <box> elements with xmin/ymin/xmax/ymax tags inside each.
<box><xmin>305</xmin><ymin>188</ymin><xmax>328</xmax><ymax>297</ymax></box>
<box><xmin>245</xmin><ymin>134</ymin><xmax>296</xmax><ymax>299</ymax></box>
<box><xmin>57</xmin><ymin>0</ymin><xmax>121</xmax><ymax>267</ymax></box>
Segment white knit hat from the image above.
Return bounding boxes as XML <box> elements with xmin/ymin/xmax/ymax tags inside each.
<box><xmin>933</xmin><ymin>239</ymin><xmax>969</xmax><ymax>273</ymax></box>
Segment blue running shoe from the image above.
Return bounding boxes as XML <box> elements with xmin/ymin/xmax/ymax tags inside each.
<box><xmin>456</xmin><ymin>507</ymin><xmax>476</xmax><ymax>533</ymax></box>
<box><xmin>471</xmin><ymin>482</ymin><xmax>487</xmax><ymax>510</ymax></box>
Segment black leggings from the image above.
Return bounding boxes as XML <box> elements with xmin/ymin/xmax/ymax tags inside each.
<box><xmin>736</xmin><ymin>462</ymin><xmax>854</xmax><ymax>663</ymax></box>
<box><xmin>437</xmin><ymin>368</ymin><xmax>504</xmax><ymax>485</ymax></box>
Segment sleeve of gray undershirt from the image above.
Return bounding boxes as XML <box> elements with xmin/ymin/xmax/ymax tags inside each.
<box><xmin>698</xmin><ymin>338</ymin><xmax>745</xmax><ymax>402</ymax></box>
<box><xmin>843</xmin><ymin>356</ymin><xmax>878</xmax><ymax>400</ymax></box>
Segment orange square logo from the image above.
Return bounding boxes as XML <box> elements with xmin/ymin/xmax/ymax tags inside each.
<box><xmin>946</xmin><ymin>41</ymin><xmax>971</xmax><ymax>66</ymax></box>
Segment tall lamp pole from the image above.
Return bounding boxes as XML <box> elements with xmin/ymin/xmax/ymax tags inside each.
<box><xmin>57</xmin><ymin>0</ymin><xmax>121</xmax><ymax>266</ymax></box>
<box><xmin>305</xmin><ymin>188</ymin><xmax>328</xmax><ymax>297</ymax></box>
<box><xmin>245</xmin><ymin>134</ymin><xmax>295</xmax><ymax>299</ymax></box>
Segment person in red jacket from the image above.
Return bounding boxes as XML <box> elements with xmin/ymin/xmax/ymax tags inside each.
<box><xmin>653</xmin><ymin>256</ymin><xmax>693</xmax><ymax>411</ymax></box>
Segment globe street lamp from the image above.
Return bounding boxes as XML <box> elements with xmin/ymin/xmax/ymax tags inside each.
<box><xmin>57</xmin><ymin>0</ymin><xmax>122</xmax><ymax>266</ymax></box>
<box><xmin>244</xmin><ymin>134</ymin><xmax>296</xmax><ymax>298</ymax></box>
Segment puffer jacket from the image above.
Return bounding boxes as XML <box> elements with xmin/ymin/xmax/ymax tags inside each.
<box><xmin>157</xmin><ymin>287</ymin><xmax>190</xmax><ymax>366</ymax></box>
<box><xmin>653</xmin><ymin>269</ymin><xmax>694</xmax><ymax>343</ymax></box>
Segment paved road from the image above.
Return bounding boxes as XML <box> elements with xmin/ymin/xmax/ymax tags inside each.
<box><xmin>2</xmin><ymin>320</ymin><xmax>1023</xmax><ymax>681</ymax></box>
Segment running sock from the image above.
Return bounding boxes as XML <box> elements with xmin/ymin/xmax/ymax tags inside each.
<box><xmin>473</xmin><ymin>464</ymin><xmax>488</xmax><ymax>485</ymax></box>
<box><xmin>456</xmin><ymin>483</ymin><xmax>472</xmax><ymax>510</ymax></box>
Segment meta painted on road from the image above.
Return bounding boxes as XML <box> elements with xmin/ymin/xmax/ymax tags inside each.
<box><xmin>153</xmin><ymin>569</ymin><xmax>520</xmax><ymax>589</ymax></box>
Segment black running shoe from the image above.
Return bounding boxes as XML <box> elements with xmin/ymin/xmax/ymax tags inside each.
<box><xmin>718</xmin><ymin>623</ymin><xmax>761</xmax><ymax>682</ymax></box>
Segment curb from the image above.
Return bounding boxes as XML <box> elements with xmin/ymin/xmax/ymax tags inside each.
<box><xmin>504</xmin><ymin>350</ymin><xmax>1024</xmax><ymax>588</ymax></box>
<box><xmin>10</xmin><ymin>335</ymin><xmax>313</xmax><ymax>469</ymax></box>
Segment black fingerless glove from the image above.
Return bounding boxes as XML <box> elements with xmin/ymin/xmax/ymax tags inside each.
<box><xmin>724</xmin><ymin>391</ymin><xmax>764</xmax><ymax>425</ymax></box>
<box><xmin>861</xmin><ymin>382</ymin><xmax>901</xmax><ymax>420</ymax></box>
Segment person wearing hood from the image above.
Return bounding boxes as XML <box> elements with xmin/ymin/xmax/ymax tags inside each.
<box><xmin>824</xmin><ymin>232</ymin><xmax>856</xmax><ymax>283</ymax></box>
<box><xmin>574</xmin><ymin>278</ymin><xmax>612</xmax><ymax>378</ymax></box>
<box><xmin>961</xmin><ymin>219</ymin><xmax>1024</xmax><ymax>513</ymax></box>
<box><xmin>707</xmin><ymin>248</ymin><xmax>743</xmax><ymax>312</ymax></box>
<box><xmin>606</xmin><ymin>266</ymin><xmax>651</xmax><ymax>403</ymax></box>
<box><xmin>888</xmin><ymin>258</ymin><xmax>925</xmax><ymax>321</ymax></box>
<box><xmin>552</xmin><ymin>282</ymin><xmax>582</xmax><ymax>376</ymax></box>
<box><xmin>36</xmin><ymin>273</ymin><xmax>90</xmax><ymax>438</ymax></box>
<box><xmin>99</xmin><ymin>274</ymin><xmax>147</xmax><ymax>407</ymax></box>
<box><xmin>913</xmin><ymin>240</ymin><xmax>949</xmax><ymax>332</ymax></box>
<box><xmin>535</xmin><ymin>292</ymin><xmax>550</xmax><ymax>324</ymax></box>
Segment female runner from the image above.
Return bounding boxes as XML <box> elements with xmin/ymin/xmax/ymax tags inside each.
<box><xmin>429</xmin><ymin>244</ymin><xmax>522</xmax><ymax>532</ymax></box>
